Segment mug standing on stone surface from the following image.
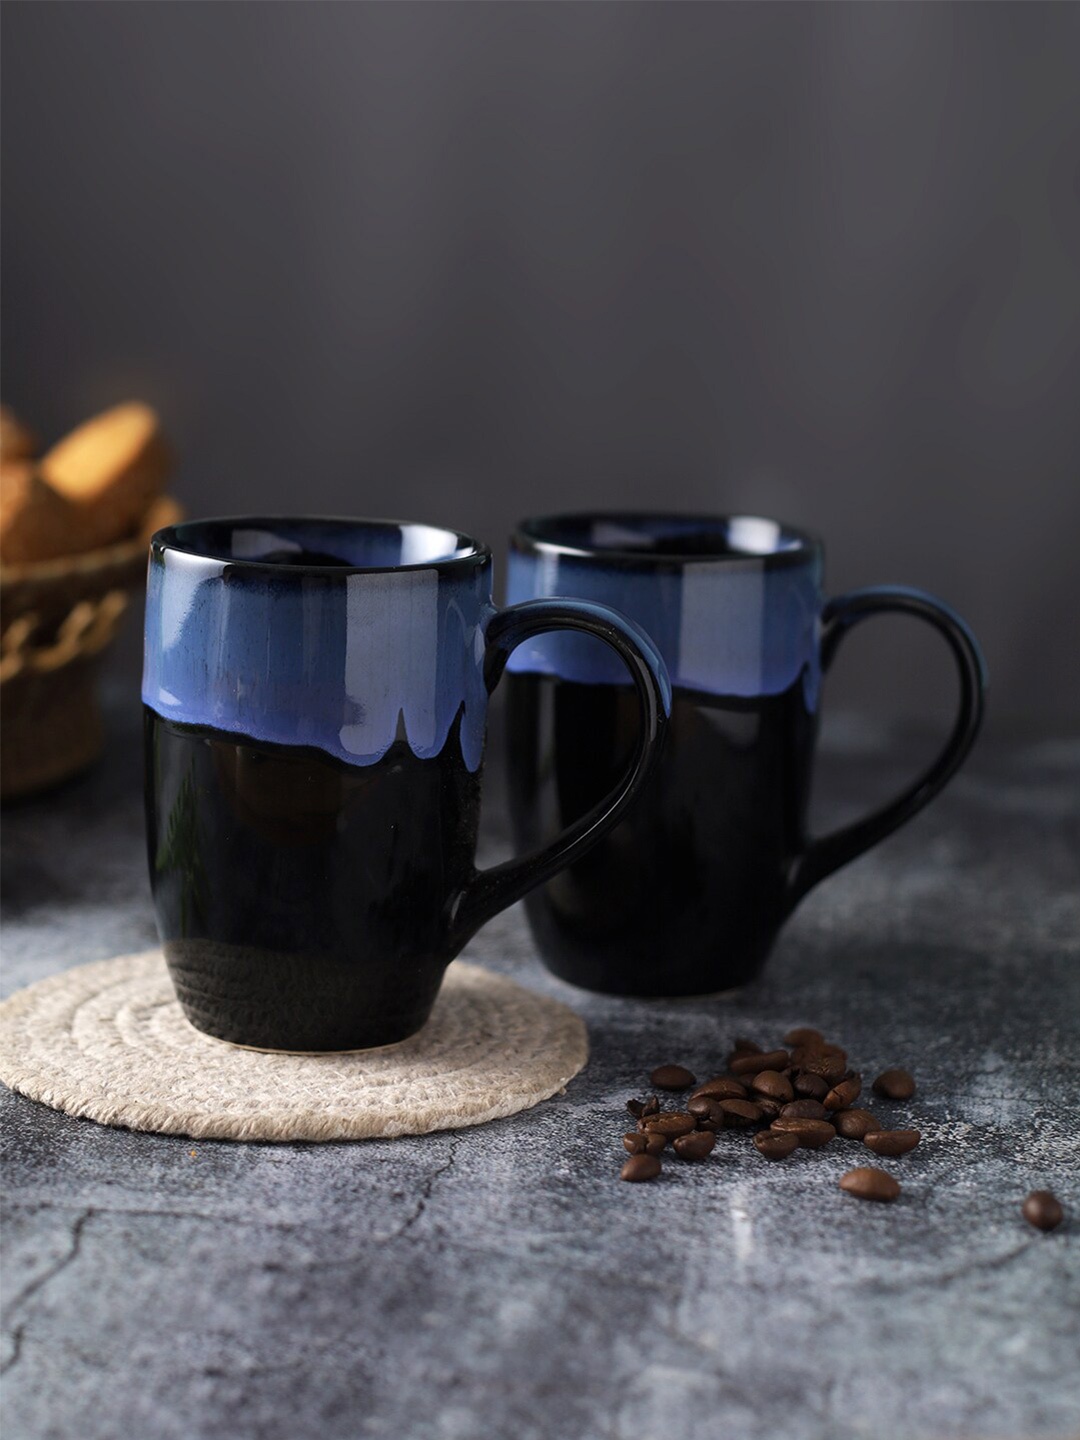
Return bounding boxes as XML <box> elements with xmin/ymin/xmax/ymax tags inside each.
<box><xmin>505</xmin><ymin>512</ymin><xmax>987</xmax><ymax>997</ymax></box>
<box><xmin>143</xmin><ymin>517</ymin><xmax>670</xmax><ymax>1051</ymax></box>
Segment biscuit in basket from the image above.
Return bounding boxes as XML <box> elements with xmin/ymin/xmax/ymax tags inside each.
<box><xmin>40</xmin><ymin>401</ymin><xmax>167</xmax><ymax>550</ymax></box>
<box><xmin>0</xmin><ymin>406</ymin><xmax>38</xmax><ymax>462</ymax></box>
<box><xmin>0</xmin><ymin>461</ymin><xmax>80</xmax><ymax>565</ymax></box>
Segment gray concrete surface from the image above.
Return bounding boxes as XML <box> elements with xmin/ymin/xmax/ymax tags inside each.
<box><xmin>2</xmin><ymin>688</ymin><xmax>1079</xmax><ymax>1440</ymax></box>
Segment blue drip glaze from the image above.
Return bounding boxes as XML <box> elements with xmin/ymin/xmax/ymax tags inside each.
<box><xmin>143</xmin><ymin>519</ymin><xmax>492</xmax><ymax>771</ymax></box>
<box><xmin>506</xmin><ymin>520</ymin><xmax>824</xmax><ymax>707</ymax></box>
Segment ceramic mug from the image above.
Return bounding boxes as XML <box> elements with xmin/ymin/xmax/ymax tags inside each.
<box><xmin>143</xmin><ymin>516</ymin><xmax>670</xmax><ymax>1050</ymax></box>
<box><xmin>505</xmin><ymin>511</ymin><xmax>987</xmax><ymax>996</ymax></box>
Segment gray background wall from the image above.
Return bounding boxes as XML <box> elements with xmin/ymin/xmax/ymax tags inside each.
<box><xmin>3</xmin><ymin>1</ymin><xmax>1078</xmax><ymax>728</ymax></box>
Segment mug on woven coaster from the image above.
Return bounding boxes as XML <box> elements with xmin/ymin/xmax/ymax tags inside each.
<box><xmin>142</xmin><ymin>516</ymin><xmax>670</xmax><ymax>1053</ymax></box>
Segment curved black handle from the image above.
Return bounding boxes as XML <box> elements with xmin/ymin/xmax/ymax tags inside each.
<box><xmin>446</xmin><ymin>598</ymin><xmax>671</xmax><ymax>953</ymax></box>
<box><xmin>787</xmin><ymin>585</ymin><xmax>987</xmax><ymax>906</ymax></box>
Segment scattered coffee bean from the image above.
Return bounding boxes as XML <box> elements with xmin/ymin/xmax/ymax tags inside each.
<box><xmin>719</xmin><ymin>1099</ymin><xmax>764</xmax><ymax>1126</ymax></box>
<box><xmin>781</xmin><ymin>1099</ymin><xmax>830</xmax><ymax>1122</ymax></box>
<box><xmin>839</xmin><ymin>1167</ymin><xmax>901</xmax><ymax>1202</ymax></box>
<box><xmin>752</xmin><ymin>1070</ymin><xmax>795</xmax><ymax>1103</ymax></box>
<box><xmin>731</xmin><ymin>1048</ymin><xmax>790</xmax><ymax>1076</ymax></box>
<box><xmin>687</xmin><ymin>1096</ymin><xmax>724</xmax><ymax>1131</ymax></box>
<box><xmin>626</xmin><ymin>1094</ymin><xmax>661</xmax><ymax>1120</ymax></box>
<box><xmin>621</xmin><ymin>1154</ymin><xmax>662</xmax><ymax>1183</ymax></box>
<box><xmin>793</xmin><ymin>1072</ymin><xmax>830</xmax><ymax>1101</ymax></box>
<box><xmin>692</xmin><ymin>1077</ymin><xmax>748</xmax><ymax>1102</ymax></box>
<box><xmin>794</xmin><ymin>1046</ymin><xmax>848</xmax><ymax>1084</ymax></box>
<box><xmin>642</xmin><ymin>1111</ymin><xmax>697</xmax><ymax>1138</ymax></box>
<box><xmin>834</xmin><ymin>1108</ymin><xmax>882</xmax><ymax>1141</ymax></box>
<box><xmin>754</xmin><ymin>1130</ymin><xmax>799</xmax><ymax>1160</ymax></box>
<box><xmin>824</xmin><ymin>1075</ymin><xmax>862</xmax><ymax>1111</ymax></box>
<box><xmin>770</xmin><ymin>1117</ymin><xmax>836</xmax><ymax>1149</ymax></box>
<box><xmin>863</xmin><ymin>1129</ymin><xmax>921</xmax><ymax>1156</ymax></box>
<box><xmin>650</xmin><ymin>1064</ymin><xmax>696</xmax><ymax>1091</ymax></box>
<box><xmin>784</xmin><ymin>1026</ymin><xmax>824</xmax><ymax>1047</ymax></box>
<box><xmin>873</xmin><ymin>1068</ymin><xmax>916</xmax><ymax>1100</ymax></box>
<box><xmin>1022</xmin><ymin>1191</ymin><xmax>1064</xmax><ymax>1231</ymax></box>
<box><xmin>754</xmin><ymin>1097</ymin><xmax>783</xmax><ymax>1120</ymax></box>
<box><xmin>674</xmin><ymin>1130</ymin><xmax>717</xmax><ymax>1161</ymax></box>
<box><xmin>623</xmin><ymin>1132</ymin><xmax>647</xmax><ymax>1154</ymax></box>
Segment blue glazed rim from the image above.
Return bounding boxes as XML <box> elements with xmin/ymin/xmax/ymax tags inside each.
<box><xmin>512</xmin><ymin>511</ymin><xmax>823</xmax><ymax>571</ymax></box>
<box><xmin>150</xmin><ymin>515</ymin><xmax>491</xmax><ymax>577</ymax></box>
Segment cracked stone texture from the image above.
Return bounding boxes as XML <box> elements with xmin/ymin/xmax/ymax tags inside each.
<box><xmin>2</xmin><ymin>686</ymin><xmax>1079</xmax><ymax>1440</ymax></box>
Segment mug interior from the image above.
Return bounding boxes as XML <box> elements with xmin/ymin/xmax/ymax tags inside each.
<box><xmin>158</xmin><ymin>517</ymin><xmax>483</xmax><ymax>571</ymax></box>
<box><xmin>517</xmin><ymin>512</ymin><xmax>815</xmax><ymax>561</ymax></box>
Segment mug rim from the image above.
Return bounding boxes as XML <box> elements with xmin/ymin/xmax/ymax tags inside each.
<box><xmin>513</xmin><ymin>511</ymin><xmax>823</xmax><ymax>569</ymax></box>
<box><xmin>151</xmin><ymin>515</ymin><xmax>491</xmax><ymax>576</ymax></box>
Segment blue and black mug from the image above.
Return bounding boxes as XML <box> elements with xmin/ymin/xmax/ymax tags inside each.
<box><xmin>505</xmin><ymin>512</ymin><xmax>987</xmax><ymax>997</ymax></box>
<box><xmin>143</xmin><ymin>517</ymin><xmax>670</xmax><ymax>1050</ymax></box>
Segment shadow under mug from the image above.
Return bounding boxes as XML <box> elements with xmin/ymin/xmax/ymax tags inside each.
<box><xmin>142</xmin><ymin>516</ymin><xmax>670</xmax><ymax>1050</ymax></box>
<box><xmin>505</xmin><ymin>512</ymin><xmax>987</xmax><ymax>997</ymax></box>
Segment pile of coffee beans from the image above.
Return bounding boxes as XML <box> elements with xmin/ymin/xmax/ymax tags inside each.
<box><xmin>619</xmin><ymin>1029</ymin><xmax>922</xmax><ymax>1201</ymax></box>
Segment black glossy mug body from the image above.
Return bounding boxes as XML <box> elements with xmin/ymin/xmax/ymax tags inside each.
<box><xmin>143</xmin><ymin>517</ymin><xmax>670</xmax><ymax>1050</ymax></box>
<box><xmin>505</xmin><ymin>513</ymin><xmax>987</xmax><ymax>997</ymax></box>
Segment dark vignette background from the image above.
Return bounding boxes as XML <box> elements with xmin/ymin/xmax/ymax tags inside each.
<box><xmin>2</xmin><ymin>1</ymin><xmax>1078</xmax><ymax>730</ymax></box>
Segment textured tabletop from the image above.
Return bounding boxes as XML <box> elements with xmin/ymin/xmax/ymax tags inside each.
<box><xmin>2</xmin><ymin>689</ymin><xmax>1079</xmax><ymax>1440</ymax></box>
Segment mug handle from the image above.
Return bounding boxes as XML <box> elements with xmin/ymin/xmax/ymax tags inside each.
<box><xmin>786</xmin><ymin>585</ymin><xmax>988</xmax><ymax>908</ymax></box>
<box><xmin>446</xmin><ymin>598</ymin><xmax>672</xmax><ymax>953</ymax></box>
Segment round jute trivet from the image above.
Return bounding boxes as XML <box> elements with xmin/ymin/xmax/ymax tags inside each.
<box><xmin>0</xmin><ymin>950</ymin><xmax>588</xmax><ymax>1142</ymax></box>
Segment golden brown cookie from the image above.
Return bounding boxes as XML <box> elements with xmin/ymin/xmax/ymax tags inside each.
<box><xmin>0</xmin><ymin>462</ymin><xmax>80</xmax><ymax>564</ymax></box>
<box><xmin>0</xmin><ymin>406</ymin><xmax>38</xmax><ymax>462</ymax></box>
<box><xmin>40</xmin><ymin>402</ymin><xmax>168</xmax><ymax>549</ymax></box>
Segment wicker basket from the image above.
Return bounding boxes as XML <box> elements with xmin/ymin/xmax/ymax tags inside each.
<box><xmin>0</xmin><ymin>496</ymin><xmax>182</xmax><ymax>801</ymax></box>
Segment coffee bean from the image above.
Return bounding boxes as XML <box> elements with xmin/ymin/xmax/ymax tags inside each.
<box><xmin>623</xmin><ymin>1132</ymin><xmax>647</xmax><ymax>1154</ymax></box>
<box><xmin>628</xmin><ymin>1129</ymin><xmax>667</xmax><ymax>1154</ymax></box>
<box><xmin>781</xmin><ymin>1099</ymin><xmax>830</xmax><ymax>1122</ymax></box>
<box><xmin>733</xmin><ymin>1037</ymin><xmax>763</xmax><ymax>1054</ymax></box>
<box><xmin>692</xmin><ymin>1077</ymin><xmax>748</xmax><ymax>1102</ymax></box>
<box><xmin>794</xmin><ymin>1046</ymin><xmax>848</xmax><ymax>1083</ymax></box>
<box><xmin>1022</xmin><ymin>1191</ymin><xmax>1064</xmax><ymax>1232</ymax></box>
<box><xmin>754</xmin><ymin>1097</ymin><xmax>783</xmax><ymax>1120</ymax></box>
<box><xmin>731</xmin><ymin>1049</ymin><xmax>789</xmax><ymax>1076</ymax></box>
<box><xmin>674</xmin><ymin>1130</ymin><xmax>716</xmax><ymax>1161</ymax></box>
<box><xmin>719</xmin><ymin>1099</ymin><xmax>764</xmax><ymax>1126</ymax></box>
<box><xmin>863</xmin><ymin>1129</ymin><xmax>921</xmax><ymax>1156</ymax></box>
<box><xmin>770</xmin><ymin>1117</ymin><xmax>836</xmax><ymax>1149</ymax></box>
<box><xmin>839</xmin><ymin>1167</ymin><xmax>901</xmax><ymax>1202</ymax></box>
<box><xmin>873</xmin><ymin>1068</ymin><xmax>916</xmax><ymax>1100</ymax></box>
<box><xmin>642</xmin><ymin>1111</ymin><xmax>697</xmax><ymax>1138</ymax></box>
<box><xmin>626</xmin><ymin>1094</ymin><xmax>661</xmax><ymax>1120</ymax></box>
<box><xmin>784</xmin><ymin>1027</ymin><xmax>825</xmax><ymax>1047</ymax></box>
<box><xmin>751</xmin><ymin>1070</ymin><xmax>795</xmax><ymax>1103</ymax></box>
<box><xmin>754</xmin><ymin>1130</ymin><xmax>799</xmax><ymax>1160</ymax></box>
<box><xmin>650</xmin><ymin>1064</ymin><xmax>696</xmax><ymax>1091</ymax></box>
<box><xmin>824</xmin><ymin>1075</ymin><xmax>862</xmax><ymax>1111</ymax></box>
<box><xmin>621</xmin><ymin>1154</ymin><xmax>662</xmax><ymax>1183</ymax></box>
<box><xmin>793</xmin><ymin>1073</ymin><xmax>830</xmax><ymax>1101</ymax></box>
<box><xmin>687</xmin><ymin>1096</ymin><xmax>724</xmax><ymax>1131</ymax></box>
<box><xmin>834</xmin><ymin>1108</ymin><xmax>882</xmax><ymax>1140</ymax></box>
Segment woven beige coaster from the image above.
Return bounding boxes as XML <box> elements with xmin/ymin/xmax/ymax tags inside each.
<box><xmin>0</xmin><ymin>950</ymin><xmax>588</xmax><ymax>1142</ymax></box>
